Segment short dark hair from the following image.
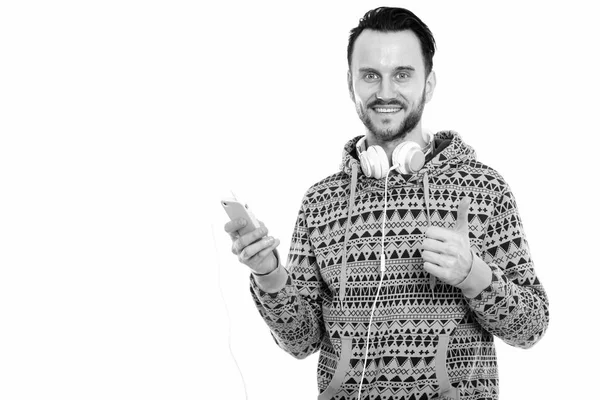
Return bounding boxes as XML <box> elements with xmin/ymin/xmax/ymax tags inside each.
<box><xmin>347</xmin><ymin>7</ymin><xmax>436</xmax><ymax>75</ymax></box>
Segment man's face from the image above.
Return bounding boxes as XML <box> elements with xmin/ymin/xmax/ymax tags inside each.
<box><xmin>348</xmin><ymin>29</ymin><xmax>435</xmax><ymax>142</ymax></box>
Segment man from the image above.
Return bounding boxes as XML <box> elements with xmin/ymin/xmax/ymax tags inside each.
<box><xmin>225</xmin><ymin>7</ymin><xmax>549</xmax><ymax>400</ymax></box>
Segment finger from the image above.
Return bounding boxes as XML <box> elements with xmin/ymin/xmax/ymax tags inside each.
<box><xmin>239</xmin><ymin>236</ymin><xmax>276</xmax><ymax>260</ymax></box>
<box><xmin>231</xmin><ymin>241</ymin><xmax>240</xmax><ymax>255</ymax></box>
<box><xmin>424</xmin><ymin>226</ymin><xmax>454</xmax><ymax>242</ymax></box>
<box><xmin>224</xmin><ymin>218</ymin><xmax>247</xmax><ymax>235</ymax></box>
<box><xmin>422</xmin><ymin>237</ymin><xmax>446</xmax><ymax>254</ymax></box>
<box><xmin>422</xmin><ymin>249</ymin><xmax>455</xmax><ymax>268</ymax></box>
<box><xmin>236</xmin><ymin>226</ymin><xmax>269</xmax><ymax>252</ymax></box>
<box><xmin>453</xmin><ymin>197</ymin><xmax>470</xmax><ymax>234</ymax></box>
<box><xmin>255</xmin><ymin>238</ymin><xmax>281</xmax><ymax>259</ymax></box>
<box><xmin>423</xmin><ymin>239</ymin><xmax>462</xmax><ymax>259</ymax></box>
<box><xmin>228</xmin><ymin>231</ymin><xmax>240</xmax><ymax>245</ymax></box>
<box><xmin>423</xmin><ymin>261</ymin><xmax>449</xmax><ymax>281</ymax></box>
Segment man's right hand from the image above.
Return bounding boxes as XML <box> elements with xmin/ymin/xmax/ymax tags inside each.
<box><xmin>224</xmin><ymin>218</ymin><xmax>281</xmax><ymax>275</ymax></box>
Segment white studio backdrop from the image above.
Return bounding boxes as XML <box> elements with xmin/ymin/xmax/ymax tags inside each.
<box><xmin>0</xmin><ymin>1</ymin><xmax>597</xmax><ymax>399</ymax></box>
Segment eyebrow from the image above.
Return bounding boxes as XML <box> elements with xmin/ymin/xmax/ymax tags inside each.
<box><xmin>358</xmin><ymin>66</ymin><xmax>416</xmax><ymax>74</ymax></box>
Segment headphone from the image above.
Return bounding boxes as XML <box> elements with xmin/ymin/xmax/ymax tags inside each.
<box><xmin>356</xmin><ymin>131</ymin><xmax>435</xmax><ymax>178</ymax></box>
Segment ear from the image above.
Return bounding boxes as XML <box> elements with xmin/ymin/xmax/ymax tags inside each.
<box><xmin>347</xmin><ymin>70</ymin><xmax>355</xmax><ymax>102</ymax></box>
<box><xmin>424</xmin><ymin>70</ymin><xmax>437</xmax><ymax>103</ymax></box>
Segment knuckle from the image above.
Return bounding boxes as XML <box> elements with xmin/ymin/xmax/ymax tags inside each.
<box><xmin>233</xmin><ymin>236</ymin><xmax>244</xmax><ymax>250</ymax></box>
<box><xmin>233</xmin><ymin>241</ymin><xmax>241</xmax><ymax>253</ymax></box>
<box><xmin>252</xmin><ymin>230</ymin><xmax>263</xmax><ymax>241</ymax></box>
<box><xmin>240</xmin><ymin>244</ymin><xmax>251</xmax><ymax>259</ymax></box>
<box><xmin>247</xmin><ymin>230</ymin><xmax>261</xmax><ymax>243</ymax></box>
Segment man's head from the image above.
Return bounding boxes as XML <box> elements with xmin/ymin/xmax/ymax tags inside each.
<box><xmin>347</xmin><ymin>7</ymin><xmax>436</xmax><ymax>77</ymax></box>
<box><xmin>347</xmin><ymin>7</ymin><xmax>437</xmax><ymax>144</ymax></box>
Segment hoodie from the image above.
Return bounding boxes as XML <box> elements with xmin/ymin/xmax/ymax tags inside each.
<box><xmin>250</xmin><ymin>131</ymin><xmax>549</xmax><ymax>400</ymax></box>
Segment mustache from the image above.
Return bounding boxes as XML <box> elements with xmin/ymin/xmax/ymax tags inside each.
<box><xmin>368</xmin><ymin>99</ymin><xmax>407</xmax><ymax>108</ymax></box>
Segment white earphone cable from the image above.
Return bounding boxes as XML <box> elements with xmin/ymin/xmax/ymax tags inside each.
<box><xmin>357</xmin><ymin>166</ymin><xmax>396</xmax><ymax>398</ymax></box>
<box><xmin>211</xmin><ymin>224</ymin><xmax>249</xmax><ymax>400</ymax></box>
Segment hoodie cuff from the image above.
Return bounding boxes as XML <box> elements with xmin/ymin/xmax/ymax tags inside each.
<box><xmin>456</xmin><ymin>252</ymin><xmax>493</xmax><ymax>298</ymax></box>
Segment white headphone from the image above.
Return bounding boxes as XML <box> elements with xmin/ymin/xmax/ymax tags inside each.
<box><xmin>356</xmin><ymin>131</ymin><xmax>434</xmax><ymax>178</ymax></box>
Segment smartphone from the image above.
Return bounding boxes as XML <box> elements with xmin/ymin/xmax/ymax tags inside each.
<box><xmin>221</xmin><ymin>197</ymin><xmax>261</xmax><ymax>236</ymax></box>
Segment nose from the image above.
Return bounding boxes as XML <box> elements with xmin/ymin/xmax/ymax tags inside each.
<box><xmin>376</xmin><ymin>77</ymin><xmax>396</xmax><ymax>101</ymax></box>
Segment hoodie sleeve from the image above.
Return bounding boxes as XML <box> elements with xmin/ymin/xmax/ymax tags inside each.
<box><xmin>249</xmin><ymin>198</ymin><xmax>325</xmax><ymax>359</ymax></box>
<box><xmin>465</xmin><ymin>185</ymin><xmax>549</xmax><ymax>349</ymax></box>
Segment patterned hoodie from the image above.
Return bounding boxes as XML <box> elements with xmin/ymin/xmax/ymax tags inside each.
<box><xmin>250</xmin><ymin>131</ymin><xmax>549</xmax><ymax>400</ymax></box>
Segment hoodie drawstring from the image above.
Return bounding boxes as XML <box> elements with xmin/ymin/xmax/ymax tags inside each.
<box><xmin>422</xmin><ymin>171</ymin><xmax>436</xmax><ymax>291</ymax></box>
<box><xmin>423</xmin><ymin>171</ymin><xmax>432</xmax><ymax>226</ymax></box>
<box><xmin>339</xmin><ymin>162</ymin><xmax>358</xmax><ymax>307</ymax></box>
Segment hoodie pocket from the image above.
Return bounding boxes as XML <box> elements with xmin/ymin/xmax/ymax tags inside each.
<box><xmin>318</xmin><ymin>338</ymin><xmax>352</xmax><ymax>400</ymax></box>
<box><xmin>435</xmin><ymin>333</ymin><xmax>459</xmax><ymax>400</ymax></box>
<box><xmin>318</xmin><ymin>331</ymin><xmax>458</xmax><ymax>400</ymax></box>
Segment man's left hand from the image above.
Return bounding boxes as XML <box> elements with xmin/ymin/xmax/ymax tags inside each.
<box><xmin>422</xmin><ymin>197</ymin><xmax>473</xmax><ymax>286</ymax></box>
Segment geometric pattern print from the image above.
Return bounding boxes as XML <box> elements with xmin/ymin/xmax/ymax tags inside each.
<box><xmin>250</xmin><ymin>131</ymin><xmax>549</xmax><ymax>399</ymax></box>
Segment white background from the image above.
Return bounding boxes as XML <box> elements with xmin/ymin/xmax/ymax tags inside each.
<box><xmin>1</xmin><ymin>0</ymin><xmax>598</xmax><ymax>399</ymax></box>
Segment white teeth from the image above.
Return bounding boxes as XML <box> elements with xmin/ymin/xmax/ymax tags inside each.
<box><xmin>374</xmin><ymin>108</ymin><xmax>401</xmax><ymax>113</ymax></box>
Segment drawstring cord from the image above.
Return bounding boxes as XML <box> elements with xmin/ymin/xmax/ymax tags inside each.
<box><xmin>339</xmin><ymin>162</ymin><xmax>358</xmax><ymax>308</ymax></box>
<box><xmin>423</xmin><ymin>171</ymin><xmax>432</xmax><ymax>226</ymax></box>
<box><xmin>422</xmin><ymin>171</ymin><xmax>436</xmax><ymax>292</ymax></box>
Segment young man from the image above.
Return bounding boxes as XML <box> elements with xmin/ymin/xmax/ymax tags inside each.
<box><xmin>225</xmin><ymin>7</ymin><xmax>549</xmax><ymax>400</ymax></box>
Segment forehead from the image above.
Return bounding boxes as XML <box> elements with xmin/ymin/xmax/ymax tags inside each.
<box><xmin>351</xmin><ymin>29</ymin><xmax>425</xmax><ymax>73</ymax></box>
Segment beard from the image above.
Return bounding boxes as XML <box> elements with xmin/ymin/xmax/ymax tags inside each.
<box><xmin>356</xmin><ymin>89</ymin><xmax>426</xmax><ymax>142</ymax></box>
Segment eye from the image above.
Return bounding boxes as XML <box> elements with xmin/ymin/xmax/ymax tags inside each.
<box><xmin>364</xmin><ymin>72</ymin><xmax>379</xmax><ymax>82</ymax></box>
<box><xmin>395</xmin><ymin>72</ymin><xmax>410</xmax><ymax>80</ymax></box>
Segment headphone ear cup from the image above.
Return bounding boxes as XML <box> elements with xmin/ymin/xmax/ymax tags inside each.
<box><xmin>359</xmin><ymin>151</ymin><xmax>373</xmax><ymax>177</ymax></box>
<box><xmin>392</xmin><ymin>142</ymin><xmax>425</xmax><ymax>174</ymax></box>
<box><xmin>369</xmin><ymin>146</ymin><xmax>390</xmax><ymax>179</ymax></box>
<box><xmin>362</xmin><ymin>145</ymin><xmax>389</xmax><ymax>179</ymax></box>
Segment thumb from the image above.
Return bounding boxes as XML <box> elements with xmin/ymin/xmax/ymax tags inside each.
<box><xmin>454</xmin><ymin>197</ymin><xmax>470</xmax><ymax>235</ymax></box>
